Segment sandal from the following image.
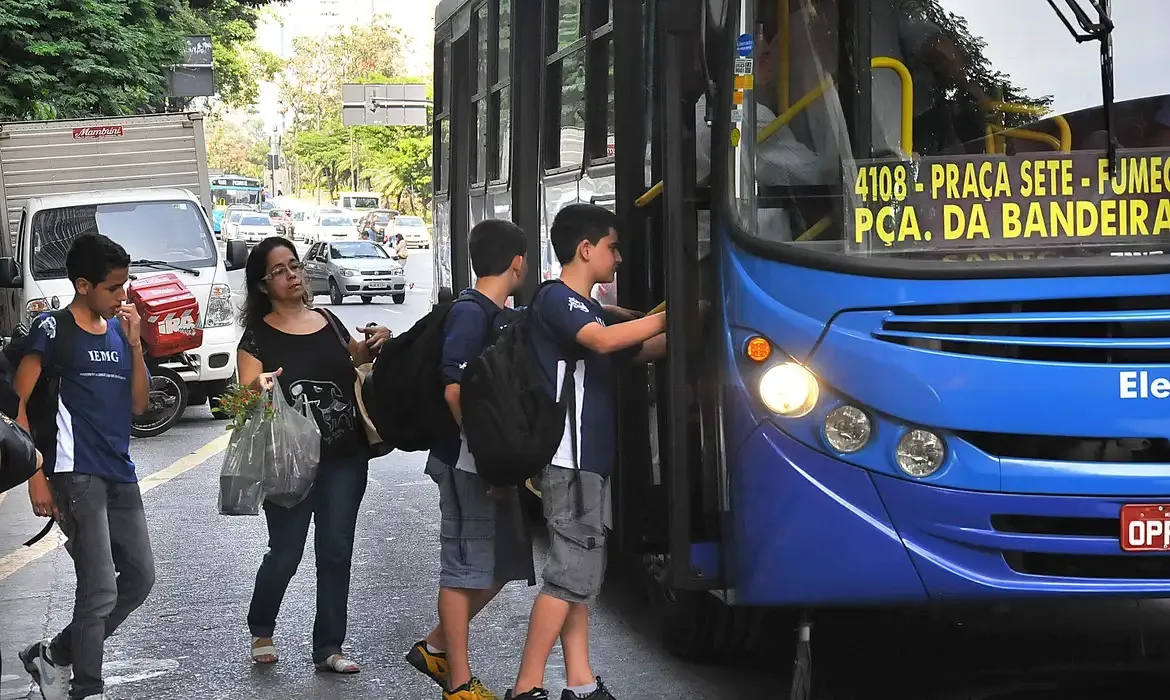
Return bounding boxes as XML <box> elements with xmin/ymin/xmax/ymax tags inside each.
<box><xmin>315</xmin><ymin>654</ymin><xmax>360</xmax><ymax>674</ymax></box>
<box><xmin>251</xmin><ymin>637</ymin><xmax>278</xmax><ymax>664</ymax></box>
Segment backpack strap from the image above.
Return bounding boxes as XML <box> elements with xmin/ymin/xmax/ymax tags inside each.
<box><xmin>43</xmin><ymin>309</ymin><xmax>77</xmax><ymax>379</ymax></box>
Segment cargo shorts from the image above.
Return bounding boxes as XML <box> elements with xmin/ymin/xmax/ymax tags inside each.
<box><xmin>427</xmin><ymin>455</ymin><xmax>535</xmax><ymax>591</ymax></box>
<box><xmin>537</xmin><ymin>465</ymin><xmax>608</xmax><ymax>604</ymax></box>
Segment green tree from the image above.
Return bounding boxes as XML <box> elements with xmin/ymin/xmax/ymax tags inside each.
<box><xmin>0</xmin><ymin>0</ymin><xmax>185</xmax><ymax>118</ymax></box>
<box><xmin>207</xmin><ymin>117</ymin><xmax>268</xmax><ymax>177</ymax></box>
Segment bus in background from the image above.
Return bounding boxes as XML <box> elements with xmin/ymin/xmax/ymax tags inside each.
<box><xmin>209</xmin><ymin>174</ymin><xmax>263</xmax><ymax>235</ymax></box>
<box><xmin>435</xmin><ymin>0</ymin><xmax>1170</xmax><ymax>691</ymax></box>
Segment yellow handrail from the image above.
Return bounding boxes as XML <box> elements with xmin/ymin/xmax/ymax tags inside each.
<box><xmin>985</xmin><ymin>100</ymin><xmax>1071</xmax><ymax>151</ymax></box>
<box><xmin>986</xmin><ymin>124</ymin><xmax>1062</xmax><ymax>152</ymax></box>
<box><xmin>636</xmin><ymin>57</ymin><xmax>914</xmax><ymax>206</ymax></box>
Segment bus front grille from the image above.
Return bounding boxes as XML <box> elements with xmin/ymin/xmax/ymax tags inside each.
<box><xmin>874</xmin><ymin>295</ymin><xmax>1170</xmax><ymax>364</ymax></box>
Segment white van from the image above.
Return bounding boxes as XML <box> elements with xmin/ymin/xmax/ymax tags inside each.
<box><xmin>0</xmin><ymin>187</ymin><xmax>249</xmax><ymax>415</ymax></box>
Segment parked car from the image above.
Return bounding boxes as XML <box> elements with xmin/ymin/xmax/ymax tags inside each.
<box><xmin>235</xmin><ymin>213</ymin><xmax>278</xmax><ymax>244</ymax></box>
<box><xmin>393</xmin><ymin>215</ymin><xmax>431</xmax><ymax>248</ymax></box>
<box><xmin>303</xmin><ymin>239</ymin><xmax>407</xmax><ymax>305</ymax></box>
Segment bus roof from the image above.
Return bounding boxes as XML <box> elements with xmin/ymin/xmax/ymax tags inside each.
<box><xmin>435</xmin><ymin>0</ymin><xmax>468</xmax><ymax>28</ymax></box>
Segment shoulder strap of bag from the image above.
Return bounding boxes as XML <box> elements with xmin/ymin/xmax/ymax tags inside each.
<box><xmin>315</xmin><ymin>308</ymin><xmax>349</xmax><ymax>351</ymax></box>
<box><xmin>45</xmin><ymin>309</ymin><xmax>77</xmax><ymax>378</ymax></box>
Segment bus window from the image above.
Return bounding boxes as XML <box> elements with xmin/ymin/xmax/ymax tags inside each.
<box><xmin>544</xmin><ymin>0</ymin><xmax>588</xmax><ymax>170</ymax></box>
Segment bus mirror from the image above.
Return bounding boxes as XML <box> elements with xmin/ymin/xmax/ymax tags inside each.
<box><xmin>224</xmin><ymin>241</ymin><xmax>248</xmax><ymax>271</ymax></box>
<box><xmin>0</xmin><ymin>257</ymin><xmax>20</xmax><ymax>288</ymax></box>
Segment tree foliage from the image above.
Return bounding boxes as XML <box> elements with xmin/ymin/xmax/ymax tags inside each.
<box><xmin>173</xmin><ymin>0</ymin><xmax>282</xmax><ymax>112</ymax></box>
<box><xmin>280</xmin><ymin>19</ymin><xmax>432</xmax><ymax>215</ymax></box>
<box><xmin>206</xmin><ymin>117</ymin><xmax>268</xmax><ymax>177</ymax></box>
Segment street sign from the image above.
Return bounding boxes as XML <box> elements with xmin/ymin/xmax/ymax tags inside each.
<box><xmin>168</xmin><ymin>35</ymin><xmax>214</xmax><ymax>98</ymax></box>
<box><xmin>341</xmin><ymin>83</ymin><xmax>430</xmax><ymax>127</ymax></box>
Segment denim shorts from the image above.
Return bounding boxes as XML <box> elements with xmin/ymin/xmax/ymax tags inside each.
<box><xmin>428</xmin><ymin>456</ymin><xmax>535</xmax><ymax>590</ymax></box>
<box><xmin>536</xmin><ymin>465</ymin><xmax>608</xmax><ymax>604</ymax></box>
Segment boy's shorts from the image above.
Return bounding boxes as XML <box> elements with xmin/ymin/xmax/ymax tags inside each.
<box><xmin>427</xmin><ymin>455</ymin><xmax>535</xmax><ymax>590</ymax></box>
<box><xmin>536</xmin><ymin>464</ymin><xmax>608</xmax><ymax>604</ymax></box>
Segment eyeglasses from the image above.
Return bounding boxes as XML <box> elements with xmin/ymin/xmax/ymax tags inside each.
<box><xmin>264</xmin><ymin>260</ymin><xmax>305</xmax><ymax>280</ymax></box>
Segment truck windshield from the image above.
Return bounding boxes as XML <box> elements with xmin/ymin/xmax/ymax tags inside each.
<box><xmin>734</xmin><ymin>0</ymin><xmax>1170</xmax><ymax>268</ymax></box>
<box><xmin>345</xmin><ymin>196</ymin><xmax>380</xmax><ymax>209</ymax></box>
<box><xmin>31</xmin><ymin>201</ymin><xmax>216</xmax><ymax>278</ymax></box>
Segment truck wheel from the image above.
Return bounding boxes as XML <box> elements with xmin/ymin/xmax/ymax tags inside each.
<box><xmin>132</xmin><ymin>366</ymin><xmax>188</xmax><ymax>438</ymax></box>
<box><xmin>392</xmin><ymin>293</ymin><xmax>406</xmax><ymax>304</ymax></box>
<box><xmin>329</xmin><ymin>279</ymin><xmax>345</xmax><ymax>305</ymax></box>
<box><xmin>361</xmin><ymin>296</ymin><xmax>374</xmax><ymax>304</ymax></box>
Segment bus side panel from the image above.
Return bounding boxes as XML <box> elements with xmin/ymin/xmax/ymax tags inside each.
<box><xmin>727</xmin><ymin>419</ymin><xmax>928</xmax><ymax>606</ymax></box>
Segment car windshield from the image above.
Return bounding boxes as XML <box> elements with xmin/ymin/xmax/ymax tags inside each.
<box><xmin>227</xmin><ymin>211</ymin><xmax>245</xmax><ymax>222</ymax></box>
<box><xmin>375</xmin><ymin>213</ymin><xmax>391</xmax><ymax>223</ymax></box>
<box><xmin>330</xmin><ymin>242</ymin><xmax>388</xmax><ymax>259</ymax></box>
<box><xmin>240</xmin><ymin>215</ymin><xmax>270</xmax><ymax>226</ymax></box>
<box><xmin>294</xmin><ymin>211</ymin><xmax>306</xmax><ymax>221</ymax></box>
<box><xmin>32</xmin><ymin>200</ymin><xmax>215</xmax><ymax>278</ymax></box>
<box><xmin>321</xmin><ymin>217</ymin><xmax>350</xmax><ymax>226</ymax></box>
<box><xmin>731</xmin><ymin>0</ymin><xmax>1170</xmax><ymax>269</ymax></box>
<box><xmin>347</xmin><ymin>196</ymin><xmax>380</xmax><ymax>209</ymax></box>
<box><xmin>396</xmin><ymin>217</ymin><xmax>425</xmax><ymax>227</ymax></box>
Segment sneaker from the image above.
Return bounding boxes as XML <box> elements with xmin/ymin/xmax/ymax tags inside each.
<box><xmin>504</xmin><ymin>689</ymin><xmax>550</xmax><ymax>700</ymax></box>
<box><xmin>18</xmin><ymin>640</ymin><xmax>69</xmax><ymax>700</ymax></box>
<box><xmin>444</xmin><ymin>676</ymin><xmax>500</xmax><ymax>700</ymax></box>
<box><xmin>561</xmin><ymin>678</ymin><xmax>616</xmax><ymax>700</ymax></box>
<box><xmin>405</xmin><ymin>640</ymin><xmax>450</xmax><ymax>690</ymax></box>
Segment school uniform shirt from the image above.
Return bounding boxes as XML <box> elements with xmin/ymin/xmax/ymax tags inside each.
<box><xmin>434</xmin><ymin>289</ymin><xmax>515</xmax><ymax>473</ymax></box>
<box><xmin>27</xmin><ymin>312</ymin><xmax>138</xmax><ymax>482</ymax></box>
<box><xmin>529</xmin><ymin>281</ymin><xmax>642</xmax><ymax>479</ymax></box>
<box><xmin>238</xmin><ymin>309</ymin><xmax>365</xmax><ymax>460</ymax></box>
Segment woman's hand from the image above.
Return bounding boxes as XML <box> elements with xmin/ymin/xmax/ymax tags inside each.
<box><xmin>358</xmin><ymin>325</ymin><xmax>392</xmax><ymax>354</ymax></box>
<box><xmin>28</xmin><ymin>470</ymin><xmax>57</xmax><ymax>519</ymax></box>
<box><xmin>254</xmin><ymin>367</ymin><xmax>283</xmax><ymax>391</ymax></box>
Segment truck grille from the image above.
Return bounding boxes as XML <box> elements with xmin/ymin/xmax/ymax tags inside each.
<box><xmin>874</xmin><ymin>295</ymin><xmax>1170</xmax><ymax>364</ymax></box>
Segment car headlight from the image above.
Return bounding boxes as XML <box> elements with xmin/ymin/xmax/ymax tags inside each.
<box><xmin>824</xmin><ymin>405</ymin><xmax>871</xmax><ymax>453</ymax></box>
<box><xmin>758</xmin><ymin>362</ymin><xmax>819</xmax><ymax>417</ymax></box>
<box><xmin>896</xmin><ymin>429</ymin><xmax>946</xmax><ymax>477</ymax></box>
<box><xmin>204</xmin><ymin>284</ymin><xmax>234</xmax><ymax>328</ymax></box>
<box><xmin>341</xmin><ymin>268</ymin><xmax>358</xmax><ymax>276</ymax></box>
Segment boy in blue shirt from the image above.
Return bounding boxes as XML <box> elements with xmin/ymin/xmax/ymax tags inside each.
<box><xmin>17</xmin><ymin>233</ymin><xmax>153</xmax><ymax>700</ymax></box>
<box><xmin>408</xmin><ymin>219</ymin><xmax>536</xmax><ymax>700</ymax></box>
<box><xmin>507</xmin><ymin>204</ymin><xmax>666</xmax><ymax>700</ymax></box>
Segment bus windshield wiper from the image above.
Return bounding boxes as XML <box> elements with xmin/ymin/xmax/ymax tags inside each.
<box><xmin>130</xmin><ymin>259</ymin><xmax>200</xmax><ymax>276</ymax></box>
<box><xmin>1046</xmin><ymin>0</ymin><xmax>1117</xmax><ymax>175</ymax></box>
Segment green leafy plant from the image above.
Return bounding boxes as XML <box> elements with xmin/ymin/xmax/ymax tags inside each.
<box><xmin>211</xmin><ymin>383</ymin><xmax>275</xmax><ymax>432</ymax></box>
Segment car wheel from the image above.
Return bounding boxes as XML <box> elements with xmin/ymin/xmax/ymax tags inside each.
<box><xmin>361</xmin><ymin>296</ymin><xmax>373</xmax><ymax>304</ymax></box>
<box><xmin>392</xmin><ymin>293</ymin><xmax>406</xmax><ymax>305</ymax></box>
<box><xmin>329</xmin><ymin>279</ymin><xmax>345</xmax><ymax>305</ymax></box>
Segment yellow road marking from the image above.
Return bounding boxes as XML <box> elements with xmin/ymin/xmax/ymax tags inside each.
<box><xmin>0</xmin><ymin>433</ymin><xmax>230</xmax><ymax>581</ymax></box>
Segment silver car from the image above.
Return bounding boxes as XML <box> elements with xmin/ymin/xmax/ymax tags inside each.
<box><xmin>303</xmin><ymin>240</ymin><xmax>407</xmax><ymax>305</ymax></box>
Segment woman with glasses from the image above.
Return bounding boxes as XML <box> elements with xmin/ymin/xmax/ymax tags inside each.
<box><xmin>235</xmin><ymin>236</ymin><xmax>391</xmax><ymax>673</ymax></box>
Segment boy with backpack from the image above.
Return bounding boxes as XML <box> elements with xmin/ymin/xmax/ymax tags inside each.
<box><xmin>505</xmin><ymin>204</ymin><xmax>666</xmax><ymax>700</ymax></box>
<box><xmin>406</xmin><ymin>219</ymin><xmax>536</xmax><ymax>700</ymax></box>
<box><xmin>16</xmin><ymin>233</ymin><xmax>154</xmax><ymax>700</ymax></box>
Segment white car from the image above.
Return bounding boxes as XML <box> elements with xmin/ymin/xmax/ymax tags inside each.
<box><xmin>393</xmin><ymin>215</ymin><xmax>431</xmax><ymax>248</ymax></box>
<box><xmin>311</xmin><ymin>214</ymin><xmax>358</xmax><ymax>242</ymax></box>
<box><xmin>235</xmin><ymin>213</ymin><xmax>278</xmax><ymax>244</ymax></box>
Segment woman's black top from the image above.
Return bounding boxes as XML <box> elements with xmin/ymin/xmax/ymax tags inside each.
<box><xmin>238</xmin><ymin>308</ymin><xmax>365</xmax><ymax>460</ymax></box>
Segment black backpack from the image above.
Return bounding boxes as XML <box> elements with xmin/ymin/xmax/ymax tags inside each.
<box><xmin>362</xmin><ymin>293</ymin><xmax>505</xmax><ymax>452</ymax></box>
<box><xmin>460</xmin><ymin>281</ymin><xmax>571</xmax><ymax>487</ymax></box>
<box><xmin>1</xmin><ymin>310</ymin><xmax>76</xmax><ymax>476</ymax></box>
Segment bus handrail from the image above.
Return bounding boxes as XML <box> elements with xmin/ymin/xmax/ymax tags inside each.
<box><xmin>985</xmin><ymin>100</ymin><xmax>1071</xmax><ymax>151</ymax></box>
<box><xmin>636</xmin><ymin>56</ymin><xmax>913</xmax><ymax>207</ymax></box>
<box><xmin>984</xmin><ymin>124</ymin><xmax>1063</xmax><ymax>153</ymax></box>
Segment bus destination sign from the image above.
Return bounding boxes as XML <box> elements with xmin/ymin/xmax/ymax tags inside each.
<box><xmin>845</xmin><ymin>148</ymin><xmax>1170</xmax><ymax>256</ymax></box>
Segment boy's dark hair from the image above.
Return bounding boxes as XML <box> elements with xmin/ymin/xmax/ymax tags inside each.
<box><xmin>550</xmin><ymin>203</ymin><xmax>617</xmax><ymax>265</ymax></box>
<box><xmin>469</xmin><ymin>219</ymin><xmax>527</xmax><ymax>277</ymax></box>
<box><xmin>66</xmin><ymin>233</ymin><xmax>131</xmax><ymax>286</ymax></box>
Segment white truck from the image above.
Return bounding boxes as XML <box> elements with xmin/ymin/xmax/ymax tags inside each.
<box><xmin>0</xmin><ymin>113</ymin><xmax>249</xmax><ymax>435</ymax></box>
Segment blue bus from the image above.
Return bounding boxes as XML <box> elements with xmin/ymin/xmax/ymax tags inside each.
<box><xmin>434</xmin><ymin>0</ymin><xmax>1170</xmax><ymax>684</ymax></box>
<box><xmin>209</xmin><ymin>174</ymin><xmax>263</xmax><ymax>234</ymax></box>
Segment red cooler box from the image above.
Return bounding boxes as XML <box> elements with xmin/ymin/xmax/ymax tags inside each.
<box><xmin>128</xmin><ymin>273</ymin><xmax>203</xmax><ymax>357</ymax></box>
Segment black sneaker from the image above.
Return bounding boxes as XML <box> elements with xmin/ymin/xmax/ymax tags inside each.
<box><xmin>504</xmin><ymin>689</ymin><xmax>550</xmax><ymax>700</ymax></box>
<box><xmin>561</xmin><ymin>678</ymin><xmax>616</xmax><ymax>700</ymax></box>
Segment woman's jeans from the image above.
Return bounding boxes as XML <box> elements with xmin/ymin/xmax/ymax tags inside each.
<box><xmin>247</xmin><ymin>455</ymin><xmax>369</xmax><ymax>662</ymax></box>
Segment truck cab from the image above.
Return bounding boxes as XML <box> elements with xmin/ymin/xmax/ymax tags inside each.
<box><xmin>0</xmin><ymin>187</ymin><xmax>248</xmax><ymax>410</ymax></box>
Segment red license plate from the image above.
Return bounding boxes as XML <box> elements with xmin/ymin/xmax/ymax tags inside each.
<box><xmin>1120</xmin><ymin>504</ymin><xmax>1170</xmax><ymax>551</ymax></box>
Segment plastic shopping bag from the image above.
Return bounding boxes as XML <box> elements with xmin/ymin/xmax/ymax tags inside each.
<box><xmin>257</xmin><ymin>386</ymin><xmax>322</xmax><ymax>508</ymax></box>
<box><xmin>218</xmin><ymin>416</ymin><xmax>267</xmax><ymax>516</ymax></box>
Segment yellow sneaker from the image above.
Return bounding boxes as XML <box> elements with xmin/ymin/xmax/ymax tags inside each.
<box><xmin>443</xmin><ymin>676</ymin><xmax>500</xmax><ymax>700</ymax></box>
<box><xmin>405</xmin><ymin>640</ymin><xmax>449</xmax><ymax>690</ymax></box>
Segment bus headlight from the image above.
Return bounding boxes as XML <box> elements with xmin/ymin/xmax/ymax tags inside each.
<box><xmin>896</xmin><ymin>429</ymin><xmax>946</xmax><ymax>477</ymax></box>
<box><xmin>758</xmin><ymin>362</ymin><xmax>819</xmax><ymax>417</ymax></box>
<box><xmin>824</xmin><ymin>405</ymin><xmax>871</xmax><ymax>453</ymax></box>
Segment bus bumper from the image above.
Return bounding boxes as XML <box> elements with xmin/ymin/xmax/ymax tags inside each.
<box><xmin>730</xmin><ymin>422</ymin><xmax>1170</xmax><ymax>606</ymax></box>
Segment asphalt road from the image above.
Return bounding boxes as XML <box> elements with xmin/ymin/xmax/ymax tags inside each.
<box><xmin>4</xmin><ymin>248</ymin><xmax>1170</xmax><ymax>698</ymax></box>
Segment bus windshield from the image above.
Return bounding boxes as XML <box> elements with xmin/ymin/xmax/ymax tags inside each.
<box><xmin>735</xmin><ymin>0</ymin><xmax>1170</xmax><ymax>268</ymax></box>
<box><xmin>212</xmin><ymin>186</ymin><xmax>261</xmax><ymax>207</ymax></box>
